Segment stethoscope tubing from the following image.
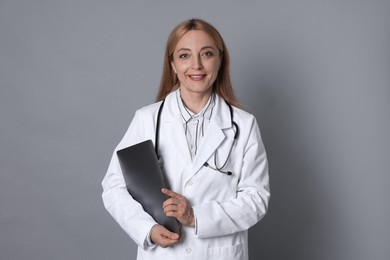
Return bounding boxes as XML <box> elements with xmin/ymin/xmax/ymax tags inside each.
<box><xmin>154</xmin><ymin>97</ymin><xmax>238</xmax><ymax>175</ymax></box>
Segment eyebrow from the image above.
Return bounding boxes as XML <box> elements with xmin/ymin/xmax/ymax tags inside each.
<box><xmin>176</xmin><ymin>46</ymin><xmax>216</xmax><ymax>52</ymax></box>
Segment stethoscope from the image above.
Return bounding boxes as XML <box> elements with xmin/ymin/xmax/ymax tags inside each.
<box><xmin>154</xmin><ymin>98</ymin><xmax>239</xmax><ymax>176</ymax></box>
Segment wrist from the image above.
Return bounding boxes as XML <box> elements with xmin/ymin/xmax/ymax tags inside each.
<box><xmin>149</xmin><ymin>224</ymin><xmax>159</xmax><ymax>244</ymax></box>
<box><xmin>189</xmin><ymin>208</ymin><xmax>195</xmax><ymax>227</ymax></box>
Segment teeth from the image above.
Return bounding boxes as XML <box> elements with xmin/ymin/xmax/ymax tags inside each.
<box><xmin>190</xmin><ymin>75</ymin><xmax>203</xmax><ymax>79</ymax></box>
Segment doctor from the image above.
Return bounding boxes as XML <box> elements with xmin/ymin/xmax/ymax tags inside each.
<box><xmin>102</xmin><ymin>18</ymin><xmax>270</xmax><ymax>260</ymax></box>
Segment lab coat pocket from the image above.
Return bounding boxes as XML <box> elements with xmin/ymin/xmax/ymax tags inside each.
<box><xmin>207</xmin><ymin>242</ymin><xmax>245</xmax><ymax>260</ymax></box>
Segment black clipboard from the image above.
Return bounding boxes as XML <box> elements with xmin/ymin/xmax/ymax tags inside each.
<box><xmin>116</xmin><ymin>139</ymin><xmax>181</xmax><ymax>234</ymax></box>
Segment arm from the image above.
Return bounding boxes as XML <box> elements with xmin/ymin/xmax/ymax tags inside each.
<box><xmin>192</xmin><ymin>117</ymin><xmax>270</xmax><ymax>238</ymax></box>
<box><xmin>102</xmin><ymin>110</ymin><xmax>178</xmax><ymax>248</ymax></box>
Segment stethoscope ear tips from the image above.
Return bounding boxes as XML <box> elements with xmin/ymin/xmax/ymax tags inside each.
<box><xmin>226</xmin><ymin>171</ymin><xmax>232</xmax><ymax>176</ymax></box>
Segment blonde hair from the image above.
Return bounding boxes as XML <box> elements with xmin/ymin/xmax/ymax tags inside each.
<box><xmin>156</xmin><ymin>18</ymin><xmax>239</xmax><ymax>107</ymax></box>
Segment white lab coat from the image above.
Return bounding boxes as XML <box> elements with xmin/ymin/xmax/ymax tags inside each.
<box><xmin>102</xmin><ymin>90</ymin><xmax>270</xmax><ymax>260</ymax></box>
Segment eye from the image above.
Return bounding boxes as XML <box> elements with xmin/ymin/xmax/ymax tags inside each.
<box><xmin>201</xmin><ymin>51</ymin><xmax>214</xmax><ymax>58</ymax></box>
<box><xmin>178</xmin><ymin>53</ymin><xmax>190</xmax><ymax>59</ymax></box>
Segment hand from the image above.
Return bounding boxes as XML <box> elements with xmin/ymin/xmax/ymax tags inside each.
<box><xmin>150</xmin><ymin>224</ymin><xmax>180</xmax><ymax>248</ymax></box>
<box><xmin>162</xmin><ymin>188</ymin><xmax>195</xmax><ymax>227</ymax></box>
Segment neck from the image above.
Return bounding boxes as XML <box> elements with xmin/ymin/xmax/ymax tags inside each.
<box><xmin>180</xmin><ymin>89</ymin><xmax>212</xmax><ymax>114</ymax></box>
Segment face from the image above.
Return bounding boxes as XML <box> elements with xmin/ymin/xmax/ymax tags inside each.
<box><xmin>171</xmin><ymin>30</ymin><xmax>221</xmax><ymax>97</ymax></box>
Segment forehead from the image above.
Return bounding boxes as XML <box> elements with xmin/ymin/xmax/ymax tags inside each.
<box><xmin>175</xmin><ymin>30</ymin><xmax>217</xmax><ymax>50</ymax></box>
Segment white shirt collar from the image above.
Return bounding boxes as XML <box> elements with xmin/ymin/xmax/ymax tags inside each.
<box><xmin>175</xmin><ymin>89</ymin><xmax>216</xmax><ymax>124</ymax></box>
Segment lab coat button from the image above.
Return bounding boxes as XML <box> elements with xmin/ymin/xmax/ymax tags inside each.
<box><xmin>185</xmin><ymin>247</ymin><xmax>192</xmax><ymax>254</ymax></box>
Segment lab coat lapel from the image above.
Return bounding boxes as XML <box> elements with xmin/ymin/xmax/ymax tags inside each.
<box><xmin>188</xmin><ymin>93</ymin><xmax>233</xmax><ymax>180</ymax></box>
<box><xmin>190</xmin><ymin>121</ymin><xmax>226</xmax><ymax>175</ymax></box>
<box><xmin>162</xmin><ymin>90</ymin><xmax>233</xmax><ymax>181</ymax></box>
<box><xmin>164</xmin><ymin>120</ymin><xmax>192</xmax><ymax>164</ymax></box>
<box><xmin>162</xmin><ymin>91</ymin><xmax>192</xmax><ymax>165</ymax></box>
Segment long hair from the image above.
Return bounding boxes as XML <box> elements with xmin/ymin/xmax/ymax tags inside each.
<box><xmin>156</xmin><ymin>18</ymin><xmax>239</xmax><ymax>107</ymax></box>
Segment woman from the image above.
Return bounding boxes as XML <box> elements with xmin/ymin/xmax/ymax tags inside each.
<box><xmin>102</xmin><ymin>18</ymin><xmax>270</xmax><ymax>260</ymax></box>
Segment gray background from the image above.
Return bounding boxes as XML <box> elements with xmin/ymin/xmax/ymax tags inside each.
<box><xmin>1</xmin><ymin>1</ymin><xmax>389</xmax><ymax>259</ymax></box>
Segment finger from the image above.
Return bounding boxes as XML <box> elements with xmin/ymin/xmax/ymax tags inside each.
<box><xmin>162</xmin><ymin>198</ymin><xmax>178</xmax><ymax>209</ymax></box>
<box><xmin>158</xmin><ymin>227</ymin><xmax>180</xmax><ymax>243</ymax></box>
<box><xmin>159</xmin><ymin>235</ymin><xmax>178</xmax><ymax>248</ymax></box>
<box><xmin>160</xmin><ymin>228</ymin><xmax>180</xmax><ymax>240</ymax></box>
<box><xmin>161</xmin><ymin>188</ymin><xmax>182</xmax><ymax>198</ymax></box>
<box><xmin>164</xmin><ymin>211</ymin><xmax>174</xmax><ymax>218</ymax></box>
<box><xmin>163</xmin><ymin>205</ymin><xmax>176</xmax><ymax>215</ymax></box>
<box><xmin>164</xmin><ymin>206</ymin><xmax>184</xmax><ymax>219</ymax></box>
<box><xmin>151</xmin><ymin>225</ymin><xmax>180</xmax><ymax>248</ymax></box>
<box><xmin>160</xmin><ymin>237</ymin><xmax>179</xmax><ymax>248</ymax></box>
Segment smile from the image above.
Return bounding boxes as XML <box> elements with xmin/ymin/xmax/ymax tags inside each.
<box><xmin>188</xmin><ymin>74</ymin><xmax>206</xmax><ymax>81</ymax></box>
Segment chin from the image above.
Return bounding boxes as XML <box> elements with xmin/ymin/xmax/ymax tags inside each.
<box><xmin>188</xmin><ymin>86</ymin><xmax>213</xmax><ymax>94</ymax></box>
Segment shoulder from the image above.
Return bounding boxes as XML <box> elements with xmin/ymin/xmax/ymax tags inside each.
<box><xmin>231</xmin><ymin>105</ymin><xmax>255</xmax><ymax>122</ymax></box>
<box><xmin>213</xmin><ymin>93</ymin><xmax>253</xmax><ymax>121</ymax></box>
<box><xmin>226</xmin><ymin>104</ymin><xmax>263</xmax><ymax>145</ymax></box>
<box><xmin>135</xmin><ymin>90</ymin><xmax>176</xmax><ymax>117</ymax></box>
<box><xmin>136</xmin><ymin>101</ymin><xmax>163</xmax><ymax>117</ymax></box>
<box><xmin>126</xmin><ymin>101</ymin><xmax>163</xmax><ymax>135</ymax></box>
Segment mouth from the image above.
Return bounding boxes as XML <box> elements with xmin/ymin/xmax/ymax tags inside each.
<box><xmin>188</xmin><ymin>74</ymin><xmax>206</xmax><ymax>81</ymax></box>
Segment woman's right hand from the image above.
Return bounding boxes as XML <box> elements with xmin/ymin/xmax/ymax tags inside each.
<box><xmin>150</xmin><ymin>224</ymin><xmax>180</xmax><ymax>248</ymax></box>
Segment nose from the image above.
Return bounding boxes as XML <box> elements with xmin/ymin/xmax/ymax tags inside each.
<box><xmin>192</xmin><ymin>55</ymin><xmax>203</xmax><ymax>70</ymax></box>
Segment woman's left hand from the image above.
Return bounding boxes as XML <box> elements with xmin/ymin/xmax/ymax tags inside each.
<box><xmin>162</xmin><ymin>188</ymin><xmax>195</xmax><ymax>227</ymax></box>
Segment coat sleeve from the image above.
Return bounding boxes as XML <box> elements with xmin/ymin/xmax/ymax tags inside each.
<box><xmin>192</xmin><ymin>115</ymin><xmax>270</xmax><ymax>238</ymax></box>
<box><xmin>101</xmin><ymin>110</ymin><xmax>157</xmax><ymax>249</ymax></box>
